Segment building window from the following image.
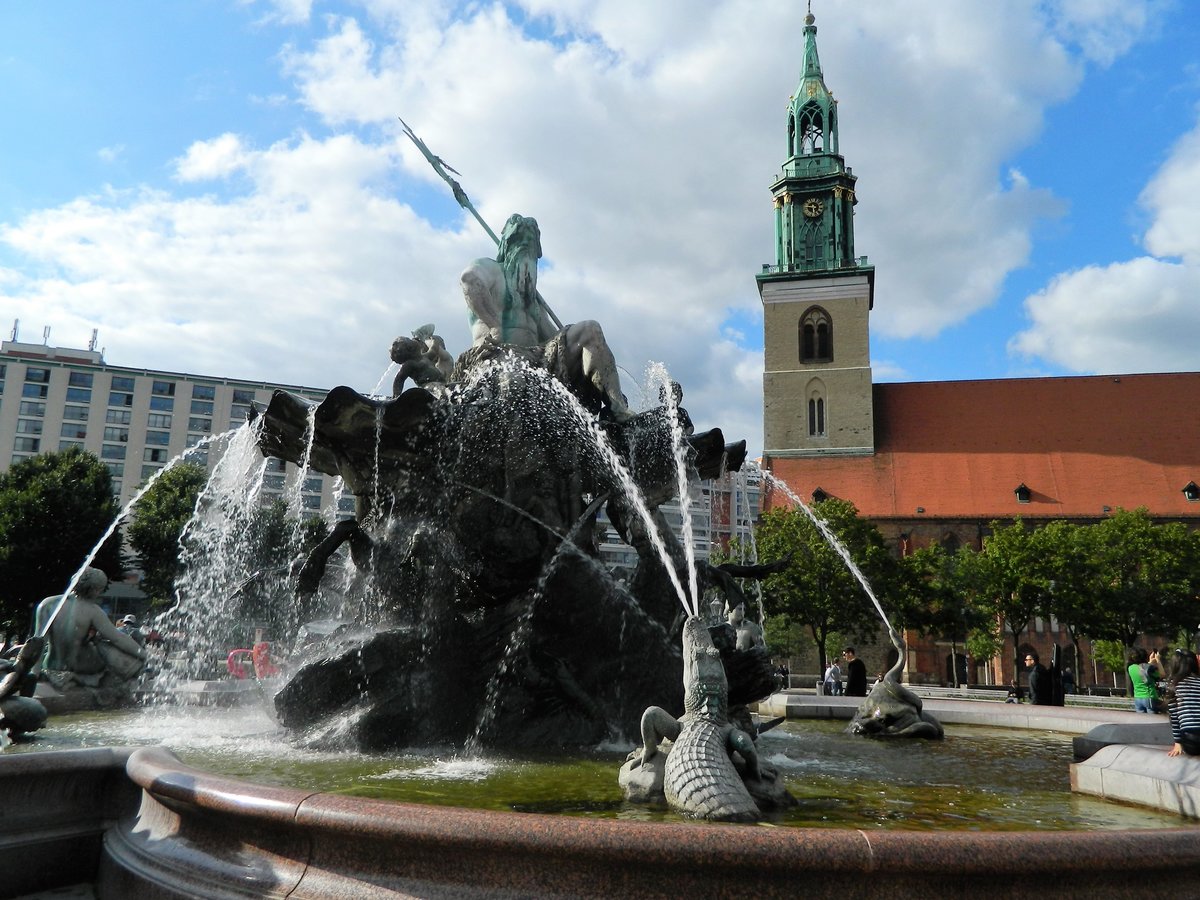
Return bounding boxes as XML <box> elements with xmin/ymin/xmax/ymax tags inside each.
<box><xmin>68</xmin><ymin>372</ymin><xmax>94</xmax><ymax>388</ymax></box>
<box><xmin>105</xmin><ymin>463</ymin><xmax>124</xmax><ymax>477</ymax></box>
<box><xmin>111</xmin><ymin>480</ymin><xmax>122</xmax><ymax>495</ymax></box>
<box><xmin>151</xmin><ymin>381</ymin><xmax>175</xmax><ymax>396</ymax></box>
<box><xmin>108</xmin><ymin>392</ymin><xmax>134</xmax><ymax>407</ymax></box>
<box><xmin>192</xmin><ymin>384</ymin><xmax>216</xmax><ymax>401</ymax></box>
<box><xmin>101</xmin><ymin>444</ymin><xmax>127</xmax><ymax>460</ymax></box>
<box><xmin>189</xmin><ymin>450</ymin><xmax>208</xmax><ymax>466</ymax></box>
<box><xmin>25</xmin><ymin>367</ymin><xmax>51</xmax><ymax>383</ymax></box>
<box><xmin>19</xmin><ymin>401</ymin><xmax>45</xmax><ymax>416</ymax></box>
<box><xmin>807</xmin><ymin>397</ymin><xmax>826</xmax><ymax>436</ymax></box>
<box><xmin>302</xmin><ymin>476</ymin><xmax>323</xmax><ymax>493</ymax></box>
<box><xmin>148</xmin><ymin>395</ymin><xmax>174</xmax><ymax>411</ymax></box>
<box><xmin>301</xmin><ymin>494</ymin><xmax>322</xmax><ymax>510</ymax></box>
<box><xmin>61</xmin><ymin>423</ymin><xmax>87</xmax><ymax>440</ymax></box>
<box><xmin>63</xmin><ymin>405</ymin><xmax>89</xmax><ymax>421</ymax></box>
<box><xmin>145</xmin><ymin>430</ymin><xmax>171</xmax><ymax>446</ymax></box>
<box><xmin>232</xmin><ymin>389</ymin><xmax>255</xmax><ymax>404</ymax></box>
<box><xmin>187</xmin><ymin>417</ymin><xmax>211</xmax><ymax>433</ymax></box>
<box><xmin>144</xmin><ymin>448</ymin><xmax>168</xmax><ymax>463</ymax></box>
<box><xmin>58</xmin><ymin>440</ymin><xmax>84</xmax><ymax>452</ymax></box>
<box><xmin>14</xmin><ymin>437</ymin><xmax>40</xmax><ymax>452</ymax></box>
<box><xmin>147</xmin><ymin>413</ymin><xmax>172</xmax><ymax>429</ymax></box>
<box><xmin>799</xmin><ymin>307</ymin><xmax>833</xmax><ymax>363</ymax></box>
<box><xmin>141</xmin><ymin>464</ymin><xmax>162</xmax><ymax>480</ymax></box>
<box><xmin>103</xmin><ymin>427</ymin><xmax>129</xmax><ymax>443</ymax></box>
<box><xmin>265</xmin><ymin>458</ymin><xmax>286</xmax><ymax>473</ymax></box>
<box><xmin>106</xmin><ymin>408</ymin><xmax>132</xmax><ymax>425</ymax></box>
<box><xmin>263</xmin><ymin>474</ymin><xmax>285</xmax><ymax>491</ymax></box>
<box><xmin>111</xmin><ymin>376</ymin><xmax>135</xmax><ymax>392</ymax></box>
<box><xmin>65</xmin><ymin>387</ymin><xmax>91</xmax><ymax>403</ymax></box>
<box><xmin>22</xmin><ymin>384</ymin><xmax>48</xmax><ymax>399</ymax></box>
<box><xmin>190</xmin><ymin>400</ymin><xmax>214</xmax><ymax>416</ymax></box>
<box><xmin>16</xmin><ymin>419</ymin><xmax>43</xmax><ymax>435</ymax></box>
<box><xmin>230</xmin><ymin>404</ymin><xmax>252</xmax><ymax>422</ymax></box>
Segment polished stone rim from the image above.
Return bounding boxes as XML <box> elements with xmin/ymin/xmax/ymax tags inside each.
<box><xmin>89</xmin><ymin>745</ymin><xmax>1200</xmax><ymax>898</ymax></box>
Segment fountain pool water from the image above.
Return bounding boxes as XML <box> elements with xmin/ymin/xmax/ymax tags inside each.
<box><xmin>6</xmin><ymin>707</ymin><xmax>1190</xmax><ymax>832</ymax></box>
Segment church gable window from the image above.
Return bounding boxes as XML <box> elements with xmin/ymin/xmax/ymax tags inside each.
<box><xmin>799</xmin><ymin>307</ymin><xmax>833</xmax><ymax>363</ymax></box>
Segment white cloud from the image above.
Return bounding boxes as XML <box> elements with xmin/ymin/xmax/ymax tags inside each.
<box><xmin>1011</xmin><ymin>111</ymin><xmax>1200</xmax><ymax>373</ymax></box>
<box><xmin>98</xmin><ymin>144</ymin><xmax>125</xmax><ymax>164</ymax></box>
<box><xmin>174</xmin><ymin>134</ymin><xmax>251</xmax><ymax>182</ymax></box>
<box><xmin>1142</xmin><ymin>122</ymin><xmax>1200</xmax><ymax>263</ymax></box>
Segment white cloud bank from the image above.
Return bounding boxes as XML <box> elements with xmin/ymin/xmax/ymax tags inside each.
<box><xmin>1011</xmin><ymin>112</ymin><xmax>1200</xmax><ymax>372</ymax></box>
<box><xmin>0</xmin><ymin>0</ymin><xmax>1169</xmax><ymax>455</ymax></box>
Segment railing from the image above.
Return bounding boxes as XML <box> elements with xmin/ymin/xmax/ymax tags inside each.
<box><xmin>759</xmin><ymin>257</ymin><xmax>871</xmax><ymax>275</ymax></box>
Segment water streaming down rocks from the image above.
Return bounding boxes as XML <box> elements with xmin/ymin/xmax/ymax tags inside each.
<box><xmin>171</xmin><ymin>332</ymin><xmax>763</xmax><ymax>754</ymax></box>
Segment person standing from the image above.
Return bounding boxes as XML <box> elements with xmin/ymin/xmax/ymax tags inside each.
<box><xmin>1025</xmin><ymin>651</ymin><xmax>1052</xmax><ymax>705</ymax></box>
<box><xmin>843</xmin><ymin>647</ymin><xmax>867</xmax><ymax>697</ymax></box>
<box><xmin>1127</xmin><ymin>648</ymin><xmax>1156</xmax><ymax>713</ymax></box>
<box><xmin>823</xmin><ymin>659</ymin><xmax>843</xmax><ymax>696</ymax></box>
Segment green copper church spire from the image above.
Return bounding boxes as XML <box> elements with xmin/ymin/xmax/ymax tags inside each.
<box><xmin>789</xmin><ymin>5</ymin><xmax>837</xmax><ymax>157</ymax></box>
<box><xmin>761</xmin><ymin>4</ymin><xmax>868</xmax><ymax>280</ymax></box>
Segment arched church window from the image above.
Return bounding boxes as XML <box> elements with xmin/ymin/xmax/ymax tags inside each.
<box><xmin>788</xmin><ymin>114</ymin><xmax>796</xmax><ymax>157</ymax></box>
<box><xmin>799</xmin><ymin>221</ymin><xmax>823</xmax><ymax>268</ymax></box>
<box><xmin>799</xmin><ymin>105</ymin><xmax>824</xmax><ymax>154</ymax></box>
<box><xmin>799</xmin><ymin>307</ymin><xmax>833</xmax><ymax>363</ymax></box>
<box><xmin>808</xmin><ymin>397</ymin><xmax>825</xmax><ymax>436</ymax></box>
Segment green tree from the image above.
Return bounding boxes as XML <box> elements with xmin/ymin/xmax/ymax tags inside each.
<box><xmin>900</xmin><ymin>544</ymin><xmax>991</xmax><ymax>685</ymax></box>
<box><xmin>0</xmin><ymin>448</ymin><xmax>123</xmax><ymax>634</ymax></box>
<box><xmin>754</xmin><ymin>499</ymin><xmax>894</xmax><ymax>674</ymax></box>
<box><xmin>126</xmin><ymin>463</ymin><xmax>209</xmax><ymax>603</ymax></box>
<box><xmin>1034</xmin><ymin>519</ymin><xmax>1099</xmax><ymax>681</ymax></box>
<box><xmin>1080</xmin><ymin>509</ymin><xmax>1200</xmax><ymax>651</ymax></box>
<box><xmin>957</xmin><ymin>519</ymin><xmax>1052</xmax><ymax>683</ymax></box>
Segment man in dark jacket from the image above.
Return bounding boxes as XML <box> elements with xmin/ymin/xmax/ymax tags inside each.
<box><xmin>843</xmin><ymin>647</ymin><xmax>868</xmax><ymax>697</ymax></box>
<box><xmin>1026</xmin><ymin>651</ymin><xmax>1052</xmax><ymax>705</ymax></box>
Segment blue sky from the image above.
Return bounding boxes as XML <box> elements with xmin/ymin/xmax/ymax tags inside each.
<box><xmin>3</xmin><ymin>1</ymin><xmax>1199</xmax><ymax>456</ymax></box>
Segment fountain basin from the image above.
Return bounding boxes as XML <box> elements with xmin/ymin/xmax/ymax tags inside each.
<box><xmin>6</xmin><ymin>736</ymin><xmax>1200</xmax><ymax>899</ymax></box>
<box><xmin>2</xmin><ymin>748</ymin><xmax>1190</xmax><ymax>900</ymax></box>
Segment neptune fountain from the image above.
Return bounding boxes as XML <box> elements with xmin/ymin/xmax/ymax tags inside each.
<box><xmin>242</xmin><ymin>210</ymin><xmax>792</xmax><ymax>823</ymax></box>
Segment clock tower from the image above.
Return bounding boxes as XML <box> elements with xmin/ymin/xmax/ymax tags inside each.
<box><xmin>758</xmin><ymin>8</ymin><xmax>875</xmax><ymax>458</ymax></box>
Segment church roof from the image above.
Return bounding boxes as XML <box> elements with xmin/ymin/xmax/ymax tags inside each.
<box><xmin>765</xmin><ymin>372</ymin><xmax>1200</xmax><ymax>521</ymax></box>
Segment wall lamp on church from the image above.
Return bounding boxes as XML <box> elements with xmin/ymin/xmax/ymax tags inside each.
<box><xmin>1184</xmin><ymin>481</ymin><xmax>1200</xmax><ymax>502</ymax></box>
<box><xmin>1013</xmin><ymin>483</ymin><xmax>1031</xmax><ymax>504</ymax></box>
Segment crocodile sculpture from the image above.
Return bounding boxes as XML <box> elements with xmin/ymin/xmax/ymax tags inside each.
<box><xmin>619</xmin><ymin>616</ymin><xmax>791</xmax><ymax>822</ymax></box>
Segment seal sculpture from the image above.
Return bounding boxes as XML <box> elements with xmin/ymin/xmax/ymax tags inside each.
<box><xmin>847</xmin><ymin>628</ymin><xmax>944</xmax><ymax>739</ymax></box>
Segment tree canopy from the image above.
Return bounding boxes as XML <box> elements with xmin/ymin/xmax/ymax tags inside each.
<box><xmin>126</xmin><ymin>462</ymin><xmax>210</xmax><ymax>603</ymax></box>
<box><xmin>0</xmin><ymin>448</ymin><xmax>123</xmax><ymax>634</ymax></box>
<box><xmin>754</xmin><ymin>498</ymin><xmax>897</xmax><ymax>673</ymax></box>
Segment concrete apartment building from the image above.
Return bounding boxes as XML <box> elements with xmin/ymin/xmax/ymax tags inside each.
<box><xmin>0</xmin><ymin>338</ymin><xmax>349</xmax><ymax>518</ymax></box>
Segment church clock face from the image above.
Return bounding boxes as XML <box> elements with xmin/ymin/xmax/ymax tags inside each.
<box><xmin>802</xmin><ymin>197</ymin><xmax>824</xmax><ymax>218</ymax></box>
